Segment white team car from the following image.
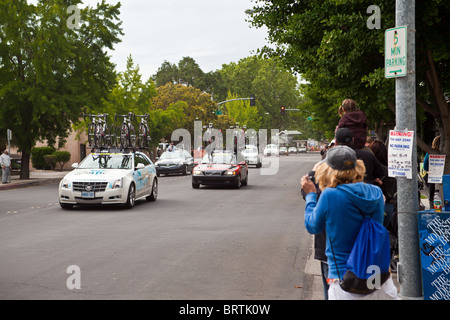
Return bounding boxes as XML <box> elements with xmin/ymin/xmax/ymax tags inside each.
<box><xmin>58</xmin><ymin>151</ymin><xmax>158</xmax><ymax>209</ymax></box>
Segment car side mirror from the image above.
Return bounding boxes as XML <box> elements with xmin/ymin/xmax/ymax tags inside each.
<box><xmin>71</xmin><ymin>163</ymin><xmax>78</xmax><ymax>168</ymax></box>
<box><xmin>135</xmin><ymin>163</ymin><xmax>145</xmax><ymax>170</ymax></box>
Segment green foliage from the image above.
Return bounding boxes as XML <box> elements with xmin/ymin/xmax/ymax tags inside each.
<box><xmin>220</xmin><ymin>56</ymin><xmax>302</xmax><ymax>130</ymax></box>
<box><xmin>52</xmin><ymin>150</ymin><xmax>71</xmax><ymax>171</ymax></box>
<box><xmin>0</xmin><ymin>0</ymin><xmax>123</xmax><ymax>178</ymax></box>
<box><xmin>31</xmin><ymin>146</ymin><xmax>56</xmax><ymax>170</ymax></box>
<box><xmin>224</xmin><ymin>92</ymin><xmax>261</xmax><ymax>129</ymax></box>
<box><xmin>247</xmin><ymin>0</ymin><xmax>450</xmax><ymax>153</ymax></box>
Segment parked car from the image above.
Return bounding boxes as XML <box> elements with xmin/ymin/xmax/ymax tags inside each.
<box><xmin>192</xmin><ymin>150</ymin><xmax>248</xmax><ymax>189</ymax></box>
<box><xmin>298</xmin><ymin>146</ymin><xmax>307</xmax><ymax>153</ymax></box>
<box><xmin>263</xmin><ymin>144</ymin><xmax>279</xmax><ymax>156</ymax></box>
<box><xmin>279</xmin><ymin>147</ymin><xmax>289</xmax><ymax>155</ymax></box>
<box><xmin>288</xmin><ymin>147</ymin><xmax>297</xmax><ymax>154</ymax></box>
<box><xmin>155</xmin><ymin>149</ymin><xmax>194</xmax><ymax>176</ymax></box>
<box><xmin>242</xmin><ymin>145</ymin><xmax>262</xmax><ymax>168</ymax></box>
<box><xmin>58</xmin><ymin>151</ymin><xmax>158</xmax><ymax>209</ymax></box>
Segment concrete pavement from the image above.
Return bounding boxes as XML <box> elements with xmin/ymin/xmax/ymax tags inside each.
<box><xmin>0</xmin><ymin>170</ymin><xmax>67</xmax><ymax>191</ymax></box>
<box><xmin>0</xmin><ymin>168</ymin><xmax>431</xmax><ymax>299</ymax></box>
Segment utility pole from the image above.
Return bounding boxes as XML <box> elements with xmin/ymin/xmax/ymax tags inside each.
<box><xmin>395</xmin><ymin>0</ymin><xmax>423</xmax><ymax>299</ymax></box>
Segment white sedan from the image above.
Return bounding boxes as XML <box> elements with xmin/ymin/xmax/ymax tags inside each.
<box><xmin>242</xmin><ymin>145</ymin><xmax>262</xmax><ymax>168</ymax></box>
<box><xmin>58</xmin><ymin>151</ymin><xmax>158</xmax><ymax>209</ymax></box>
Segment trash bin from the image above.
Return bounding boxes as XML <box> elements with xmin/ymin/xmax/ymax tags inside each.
<box><xmin>418</xmin><ymin>210</ymin><xmax>450</xmax><ymax>300</ymax></box>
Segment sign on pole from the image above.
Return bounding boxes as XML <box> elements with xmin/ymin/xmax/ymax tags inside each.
<box><xmin>428</xmin><ymin>155</ymin><xmax>446</xmax><ymax>184</ymax></box>
<box><xmin>385</xmin><ymin>26</ymin><xmax>407</xmax><ymax>78</ymax></box>
<box><xmin>388</xmin><ymin>129</ymin><xmax>414</xmax><ymax>179</ymax></box>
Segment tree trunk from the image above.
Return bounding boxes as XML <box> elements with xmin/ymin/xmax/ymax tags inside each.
<box><xmin>425</xmin><ymin>50</ymin><xmax>450</xmax><ymax>174</ymax></box>
<box><xmin>20</xmin><ymin>151</ymin><xmax>30</xmax><ymax>180</ymax></box>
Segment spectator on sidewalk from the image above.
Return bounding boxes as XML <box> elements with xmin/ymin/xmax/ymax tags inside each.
<box><xmin>336</xmin><ymin>99</ymin><xmax>368</xmax><ymax>150</ymax></box>
<box><xmin>1</xmin><ymin>150</ymin><xmax>11</xmax><ymax>184</ymax></box>
<box><xmin>301</xmin><ymin>145</ymin><xmax>398</xmax><ymax>300</ymax></box>
<box><xmin>335</xmin><ymin>128</ymin><xmax>385</xmax><ymax>185</ymax></box>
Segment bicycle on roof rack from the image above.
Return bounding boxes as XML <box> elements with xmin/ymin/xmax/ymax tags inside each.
<box><xmin>135</xmin><ymin>113</ymin><xmax>151</xmax><ymax>149</ymax></box>
<box><xmin>83</xmin><ymin>113</ymin><xmax>115</xmax><ymax>148</ymax></box>
<box><xmin>115</xmin><ymin>112</ymin><xmax>136</xmax><ymax>149</ymax></box>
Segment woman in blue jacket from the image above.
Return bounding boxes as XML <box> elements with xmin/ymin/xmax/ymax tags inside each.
<box><xmin>301</xmin><ymin>145</ymin><xmax>398</xmax><ymax>300</ymax></box>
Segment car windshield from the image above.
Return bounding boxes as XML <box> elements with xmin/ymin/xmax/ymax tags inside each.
<box><xmin>77</xmin><ymin>153</ymin><xmax>132</xmax><ymax>169</ymax></box>
<box><xmin>200</xmin><ymin>152</ymin><xmax>236</xmax><ymax>164</ymax></box>
<box><xmin>160</xmin><ymin>151</ymin><xmax>184</xmax><ymax>160</ymax></box>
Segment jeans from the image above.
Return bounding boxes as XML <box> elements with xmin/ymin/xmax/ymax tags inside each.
<box><xmin>2</xmin><ymin>167</ymin><xmax>10</xmax><ymax>183</ymax></box>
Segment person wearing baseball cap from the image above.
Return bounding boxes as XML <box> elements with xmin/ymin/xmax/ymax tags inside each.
<box><xmin>300</xmin><ymin>145</ymin><xmax>397</xmax><ymax>300</ymax></box>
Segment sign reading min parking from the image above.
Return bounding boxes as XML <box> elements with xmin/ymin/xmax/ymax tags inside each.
<box><xmin>385</xmin><ymin>26</ymin><xmax>407</xmax><ymax>78</ymax></box>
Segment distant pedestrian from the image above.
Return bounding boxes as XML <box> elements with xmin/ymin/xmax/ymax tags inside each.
<box><xmin>168</xmin><ymin>142</ymin><xmax>177</xmax><ymax>152</ymax></box>
<box><xmin>301</xmin><ymin>145</ymin><xmax>398</xmax><ymax>300</ymax></box>
<box><xmin>336</xmin><ymin>99</ymin><xmax>368</xmax><ymax>149</ymax></box>
<box><xmin>1</xmin><ymin>150</ymin><xmax>11</xmax><ymax>184</ymax></box>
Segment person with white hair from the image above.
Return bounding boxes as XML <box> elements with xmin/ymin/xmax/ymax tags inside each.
<box><xmin>0</xmin><ymin>150</ymin><xmax>11</xmax><ymax>184</ymax></box>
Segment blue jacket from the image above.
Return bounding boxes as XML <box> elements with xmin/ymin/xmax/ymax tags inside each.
<box><xmin>304</xmin><ymin>182</ymin><xmax>384</xmax><ymax>280</ymax></box>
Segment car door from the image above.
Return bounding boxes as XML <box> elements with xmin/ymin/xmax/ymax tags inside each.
<box><xmin>133</xmin><ymin>154</ymin><xmax>147</xmax><ymax>197</ymax></box>
<box><xmin>183</xmin><ymin>150</ymin><xmax>194</xmax><ymax>172</ymax></box>
<box><xmin>140</xmin><ymin>153</ymin><xmax>154</xmax><ymax>196</ymax></box>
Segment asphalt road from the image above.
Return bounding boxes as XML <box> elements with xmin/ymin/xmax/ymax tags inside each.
<box><xmin>0</xmin><ymin>153</ymin><xmax>320</xmax><ymax>300</ymax></box>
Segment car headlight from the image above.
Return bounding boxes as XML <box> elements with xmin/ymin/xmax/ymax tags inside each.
<box><xmin>178</xmin><ymin>161</ymin><xmax>185</xmax><ymax>165</ymax></box>
<box><xmin>61</xmin><ymin>179</ymin><xmax>71</xmax><ymax>189</ymax></box>
<box><xmin>193</xmin><ymin>170</ymin><xmax>203</xmax><ymax>175</ymax></box>
<box><xmin>226</xmin><ymin>170</ymin><xmax>237</xmax><ymax>175</ymax></box>
<box><xmin>112</xmin><ymin>178</ymin><xmax>123</xmax><ymax>189</ymax></box>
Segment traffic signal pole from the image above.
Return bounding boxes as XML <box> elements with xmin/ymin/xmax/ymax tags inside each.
<box><xmin>395</xmin><ymin>0</ymin><xmax>423</xmax><ymax>299</ymax></box>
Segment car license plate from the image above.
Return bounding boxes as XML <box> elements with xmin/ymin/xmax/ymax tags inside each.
<box><xmin>81</xmin><ymin>191</ymin><xmax>95</xmax><ymax>199</ymax></box>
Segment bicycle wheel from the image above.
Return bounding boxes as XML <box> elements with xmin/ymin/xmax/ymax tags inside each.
<box><xmin>119</xmin><ymin>124</ymin><xmax>129</xmax><ymax>148</ymax></box>
<box><xmin>129</xmin><ymin>125</ymin><xmax>137</xmax><ymax>148</ymax></box>
<box><xmin>88</xmin><ymin>123</ymin><xmax>95</xmax><ymax>147</ymax></box>
<box><xmin>137</xmin><ymin>124</ymin><xmax>148</xmax><ymax>148</ymax></box>
<box><xmin>101</xmin><ymin>124</ymin><xmax>110</xmax><ymax>147</ymax></box>
<box><xmin>109</xmin><ymin>124</ymin><xmax>116</xmax><ymax>147</ymax></box>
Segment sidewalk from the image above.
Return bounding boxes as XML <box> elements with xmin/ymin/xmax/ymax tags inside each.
<box><xmin>0</xmin><ymin>170</ymin><xmax>67</xmax><ymax>191</ymax></box>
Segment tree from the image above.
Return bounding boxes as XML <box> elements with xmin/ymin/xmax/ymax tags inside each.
<box><xmin>152</xmin><ymin>83</ymin><xmax>219</xmax><ymax>135</ymax></box>
<box><xmin>248</xmin><ymin>0</ymin><xmax>450</xmax><ymax>173</ymax></box>
<box><xmin>223</xmin><ymin>92</ymin><xmax>261</xmax><ymax>129</ymax></box>
<box><xmin>0</xmin><ymin>0</ymin><xmax>123</xmax><ymax>178</ymax></box>
<box><xmin>220</xmin><ymin>56</ymin><xmax>302</xmax><ymax>130</ymax></box>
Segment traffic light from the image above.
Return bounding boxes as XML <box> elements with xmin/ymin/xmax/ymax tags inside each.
<box><xmin>280</xmin><ymin>106</ymin><xmax>286</xmax><ymax>116</ymax></box>
<box><xmin>250</xmin><ymin>94</ymin><xmax>255</xmax><ymax>106</ymax></box>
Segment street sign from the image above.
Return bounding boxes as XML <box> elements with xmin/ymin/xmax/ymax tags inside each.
<box><xmin>215</xmin><ymin>110</ymin><xmax>222</xmax><ymax>115</ymax></box>
<box><xmin>385</xmin><ymin>26</ymin><xmax>407</xmax><ymax>78</ymax></box>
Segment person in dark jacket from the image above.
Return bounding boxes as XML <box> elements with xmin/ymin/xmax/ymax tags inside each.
<box><xmin>335</xmin><ymin>128</ymin><xmax>385</xmax><ymax>185</ymax></box>
<box><xmin>336</xmin><ymin>99</ymin><xmax>368</xmax><ymax>149</ymax></box>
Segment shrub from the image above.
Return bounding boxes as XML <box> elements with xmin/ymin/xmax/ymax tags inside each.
<box><xmin>44</xmin><ymin>155</ymin><xmax>55</xmax><ymax>170</ymax></box>
<box><xmin>52</xmin><ymin>151</ymin><xmax>71</xmax><ymax>171</ymax></box>
<box><xmin>31</xmin><ymin>146</ymin><xmax>56</xmax><ymax>169</ymax></box>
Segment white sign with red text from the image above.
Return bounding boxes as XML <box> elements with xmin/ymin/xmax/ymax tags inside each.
<box><xmin>428</xmin><ymin>155</ymin><xmax>446</xmax><ymax>184</ymax></box>
<box><xmin>388</xmin><ymin>130</ymin><xmax>414</xmax><ymax>179</ymax></box>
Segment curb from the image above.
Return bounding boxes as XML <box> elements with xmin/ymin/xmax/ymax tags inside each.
<box><xmin>0</xmin><ymin>177</ymin><xmax>62</xmax><ymax>191</ymax></box>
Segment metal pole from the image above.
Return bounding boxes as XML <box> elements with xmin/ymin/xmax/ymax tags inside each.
<box><xmin>395</xmin><ymin>0</ymin><xmax>422</xmax><ymax>299</ymax></box>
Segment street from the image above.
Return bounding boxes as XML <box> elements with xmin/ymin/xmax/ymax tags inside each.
<box><xmin>0</xmin><ymin>153</ymin><xmax>320</xmax><ymax>300</ymax></box>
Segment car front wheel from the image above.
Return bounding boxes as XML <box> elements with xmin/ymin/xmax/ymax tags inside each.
<box><xmin>147</xmin><ymin>179</ymin><xmax>158</xmax><ymax>201</ymax></box>
<box><xmin>125</xmin><ymin>183</ymin><xmax>136</xmax><ymax>209</ymax></box>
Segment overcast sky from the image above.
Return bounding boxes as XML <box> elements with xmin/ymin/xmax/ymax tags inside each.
<box><xmin>79</xmin><ymin>0</ymin><xmax>270</xmax><ymax>81</ymax></box>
